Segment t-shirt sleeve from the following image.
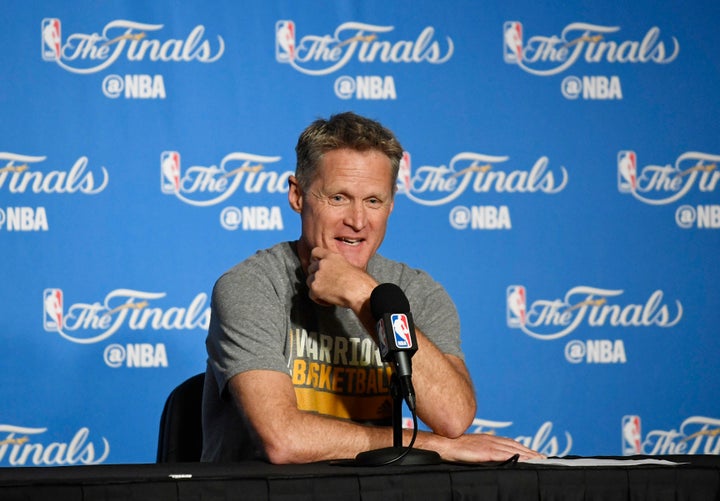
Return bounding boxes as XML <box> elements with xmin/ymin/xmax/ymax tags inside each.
<box><xmin>399</xmin><ymin>268</ymin><xmax>464</xmax><ymax>360</ymax></box>
<box><xmin>205</xmin><ymin>263</ymin><xmax>290</xmax><ymax>395</ymax></box>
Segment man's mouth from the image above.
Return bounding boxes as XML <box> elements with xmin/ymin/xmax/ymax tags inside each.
<box><xmin>336</xmin><ymin>237</ymin><xmax>363</xmax><ymax>247</ymax></box>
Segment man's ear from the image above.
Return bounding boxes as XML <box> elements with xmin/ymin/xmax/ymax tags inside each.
<box><xmin>288</xmin><ymin>175</ymin><xmax>303</xmax><ymax>213</ymax></box>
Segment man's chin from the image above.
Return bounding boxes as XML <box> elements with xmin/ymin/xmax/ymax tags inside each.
<box><xmin>337</xmin><ymin>247</ymin><xmax>370</xmax><ymax>269</ymax></box>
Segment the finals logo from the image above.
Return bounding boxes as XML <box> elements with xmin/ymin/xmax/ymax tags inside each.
<box><xmin>618</xmin><ymin>150</ymin><xmax>720</xmax><ymax>205</ymax></box>
<box><xmin>397</xmin><ymin>151</ymin><xmax>568</xmax><ymax>231</ymax></box>
<box><xmin>0</xmin><ymin>153</ymin><xmax>109</xmax><ymax>232</ymax></box>
<box><xmin>618</xmin><ymin>150</ymin><xmax>720</xmax><ymax>229</ymax></box>
<box><xmin>160</xmin><ymin>151</ymin><xmax>289</xmax><ymax>207</ymax></box>
<box><xmin>503</xmin><ymin>21</ymin><xmax>679</xmax><ymax>75</ymax></box>
<box><xmin>506</xmin><ymin>285</ymin><xmax>682</xmax><ymax>340</ymax></box>
<box><xmin>41</xmin><ymin>18</ymin><xmax>224</xmax><ymax>73</ymax></box>
<box><xmin>622</xmin><ymin>415</ymin><xmax>720</xmax><ymax>455</ymax></box>
<box><xmin>41</xmin><ymin>18</ymin><xmax>224</xmax><ymax>99</ymax></box>
<box><xmin>43</xmin><ymin>288</ymin><xmax>210</xmax><ymax>344</ymax></box>
<box><xmin>504</xmin><ymin>21</ymin><xmax>679</xmax><ymax>100</ymax></box>
<box><xmin>507</xmin><ymin>285</ymin><xmax>683</xmax><ymax>364</ymax></box>
<box><xmin>275</xmin><ymin>20</ymin><xmax>453</xmax><ymax>75</ymax></box>
<box><xmin>396</xmin><ymin>151</ymin><xmax>568</xmax><ymax>206</ymax></box>
<box><xmin>275</xmin><ymin>20</ymin><xmax>453</xmax><ymax>100</ymax></box>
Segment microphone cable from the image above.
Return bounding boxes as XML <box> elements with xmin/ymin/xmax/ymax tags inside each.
<box><xmin>376</xmin><ymin>406</ymin><xmax>420</xmax><ymax>466</ymax></box>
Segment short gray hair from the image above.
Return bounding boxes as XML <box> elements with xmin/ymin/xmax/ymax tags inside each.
<box><xmin>294</xmin><ymin>111</ymin><xmax>403</xmax><ymax>191</ymax></box>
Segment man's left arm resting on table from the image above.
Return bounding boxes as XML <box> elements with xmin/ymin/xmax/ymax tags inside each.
<box><xmin>306</xmin><ymin>249</ymin><xmax>477</xmax><ymax>438</ymax></box>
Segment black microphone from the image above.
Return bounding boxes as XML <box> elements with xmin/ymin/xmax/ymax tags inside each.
<box><xmin>370</xmin><ymin>283</ymin><xmax>418</xmax><ymax>411</ymax></box>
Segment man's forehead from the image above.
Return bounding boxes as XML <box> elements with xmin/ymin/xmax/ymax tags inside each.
<box><xmin>313</xmin><ymin>150</ymin><xmax>393</xmax><ymax>183</ymax></box>
<box><xmin>315</xmin><ymin>174</ymin><xmax>394</xmax><ymax>197</ymax></box>
<box><xmin>318</xmin><ymin>147</ymin><xmax>392</xmax><ymax>166</ymax></box>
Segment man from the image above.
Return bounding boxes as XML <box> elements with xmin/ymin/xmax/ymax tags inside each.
<box><xmin>202</xmin><ymin>112</ymin><xmax>542</xmax><ymax>463</ymax></box>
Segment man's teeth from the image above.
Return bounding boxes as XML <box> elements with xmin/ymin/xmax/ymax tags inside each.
<box><xmin>339</xmin><ymin>238</ymin><xmax>361</xmax><ymax>245</ymax></box>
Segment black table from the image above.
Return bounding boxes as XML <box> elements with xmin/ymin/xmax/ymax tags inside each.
<box><xmin>1</xmin><ymin>455</ymin><xmax>718</xmax><ymax>500</ymax></box>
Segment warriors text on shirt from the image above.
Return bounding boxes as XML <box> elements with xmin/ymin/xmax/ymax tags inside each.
<box><xmin>288</xmin><ymin>328</ymin><xmax>393</xmax><ymax>421</ymax></box>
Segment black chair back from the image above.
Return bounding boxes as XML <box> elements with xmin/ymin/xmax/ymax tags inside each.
<box><xmin>157</xmin><ymin>372</ymin><xmax>205</xmax><ymax>462</ymax></box>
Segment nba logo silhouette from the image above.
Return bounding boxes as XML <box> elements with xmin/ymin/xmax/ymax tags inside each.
<box><xmin>503</xmin><ymin>21</ymin><xmax>523</xmax><ymax>63</ymax></box>
<box><xmin>42</xmin><ymin>18</ymin><xmax>62</xmax><ymax>61</ymax></box>
<box><xmin>43</xmin><ymin>288</ymin><xmax>63</xmax><ymax>331</ymax></box>
<box><xmin>618</xmin><ymin>151</ymin><xmax>638</xmax><ymax>193</ymax></box>
<box><xmin>622</xmin><ymin>415</ymin><xmax>642</xmax><ymax>455</ymax></box>
<box><xmin>161</xmin><ymin>151</ymin><xmax>181</xmax><ymax>193</ymax></box>
<box><xmin>506</xmin><ymin>285</ymin><xmax>527</xmax><ymax>328</ymax></box>
<box><xmin>390</xmin><ymin>313</ymin><xmax>412</xmax><ymax>349</ymax></box>
<box><xmin>398</xmin><ymin>151</ymin><xmax>412</xmax><ymax>194</ymax></box>
<box><xmin>275</xmin><ymin>20</ymin><xmax>296</xmax><ymax>63</ymax></box>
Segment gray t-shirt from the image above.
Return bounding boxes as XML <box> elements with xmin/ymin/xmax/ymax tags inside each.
<box><xmin>202</xmin><ymin>241</ymin><xmax>462</xmax><ymax>462</ymax></box>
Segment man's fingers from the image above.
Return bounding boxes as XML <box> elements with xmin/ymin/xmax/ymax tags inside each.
<box><xmin>310</xmin><ymin>246</ymin><xmax>330</xmax><ymax>263</ymax></box>
<box><xmin>482</xmin><ymin>435</ymin><xmax>545</xmax><ymax>461</ymax></box>
<box><xmin>307</xmin><ymin>258</ymin><xmax>319</xmax><ymax>275</ymax></box>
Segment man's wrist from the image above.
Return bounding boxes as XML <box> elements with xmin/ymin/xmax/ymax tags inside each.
<box><xmin>350</xmin><ymin>277</ymin><xmax>379</xmax><ymax>336</ymax></box>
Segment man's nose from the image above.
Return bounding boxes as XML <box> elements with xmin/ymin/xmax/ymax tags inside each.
<box><xmin>344</xmin><ymin>201</ymin><xmax>367</xmax><ymax>230</ymax></box>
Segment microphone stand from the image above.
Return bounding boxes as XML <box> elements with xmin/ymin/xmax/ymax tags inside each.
<box><xmin>354</xmin><ymin>374</ymin><xmax>441</xmax><ymax>466</ymax></box>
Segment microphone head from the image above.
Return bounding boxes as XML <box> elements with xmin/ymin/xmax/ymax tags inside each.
<box><xmin>370</xmin><ymin>283</ymin><xmax>410</xmax><ymax>320</ymax></box>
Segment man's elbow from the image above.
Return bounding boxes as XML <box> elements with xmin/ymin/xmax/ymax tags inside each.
<box><xmin>432</xmin><ymin>400</ymin><xmax>477</xmax><ymax>439</ymax></box>
<box><xmin>435</xmin><ymin>416</ymin><xmax>474</xmax><ymax>439</ymax></box>
<box><xmin>263</xmin><ymin>444</ymin><xmax>296</xmax><ymax>465</ymax></box>
<box><xmin>261</xmin><ymin>434</ymin><xmax>312</xmax><ymax>465</ymax></box>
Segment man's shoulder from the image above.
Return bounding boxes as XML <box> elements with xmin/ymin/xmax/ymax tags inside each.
<box><xmin>369</xmin><ymin>253</ymin><xmax>434</xmax><ymax>285</ymax></box>
<box><xmin>215</xmin><ymin>241</ymin><xmax>299</xmax><ymax>289</ymax></box>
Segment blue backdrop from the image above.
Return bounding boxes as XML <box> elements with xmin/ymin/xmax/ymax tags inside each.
<box><xmin>1</xmin><ymin>0</ymin><xmax>719</xmax><ymax>465</ymax></box>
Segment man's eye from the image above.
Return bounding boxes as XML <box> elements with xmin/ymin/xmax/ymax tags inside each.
<box><xmin>328</xmin><ymin>195</ymin><xmax>347</xmax><ymax>205</ymax></box>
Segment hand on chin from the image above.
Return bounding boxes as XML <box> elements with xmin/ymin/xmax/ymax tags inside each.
<box><xmin>333</xmin><ymin>238</ymin><xmax>368</xmax><ymax>269</ymax></box>
<box><xmin>307</xmin><ymin>243</ymin><xmax>372</xmax><ymax>309</ymax></box>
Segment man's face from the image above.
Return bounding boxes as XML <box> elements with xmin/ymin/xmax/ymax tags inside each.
<box><xmin>290</xmin><ymin>148</ymin><xmax>395</xmax><ymax>270</ymax></box>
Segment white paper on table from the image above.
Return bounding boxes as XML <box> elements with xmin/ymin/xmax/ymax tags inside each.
<box><xmin>524</xmin><ymin>458</ymin><xmax>688</xmax><ymax>467</ymax></box>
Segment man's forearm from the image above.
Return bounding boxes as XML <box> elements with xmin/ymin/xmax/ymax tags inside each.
<box><xmin>345</xmin><ymin>283</ymin><xmax>477</xmax><ymax>437</ymax></box>
<box><xmin>231</xmin><ymin>370</ymin><xmax>393</xmax><ymax>464</ymax></box>
<box><xmin>409</xmin><ymin>329</ymin><xmax>477</xmax><ymax>437</ymax></box>
<box><xmin>230</xmin><ymin>370</ymin><xmax>540</xmax><ymax>465</ymax></box>
<box><xmin>252</xmin><ymin>403</ymin><xmax>394</xmax><ymax>464</ymax></box>
<box><xmin>264</xmin><ymin>411</ymin><xmax>536</xmax><ymax>465</ymax></box>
